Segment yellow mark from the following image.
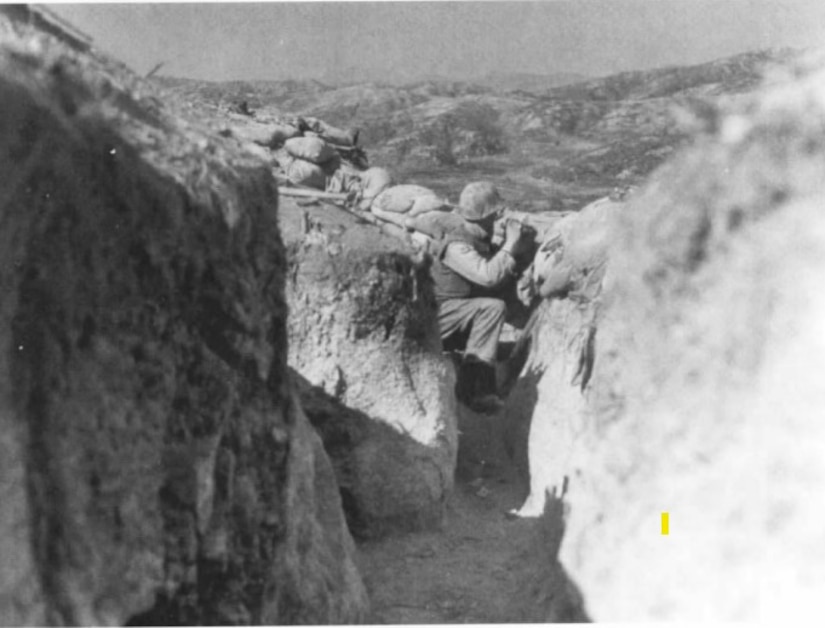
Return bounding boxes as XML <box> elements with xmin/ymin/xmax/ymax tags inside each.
<box><xmin>661</xmin><ymin>512</ymin><xmax>669</xmax><ymax>535</ymax></box>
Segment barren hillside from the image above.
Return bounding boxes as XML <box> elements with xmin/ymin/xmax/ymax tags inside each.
<box><xmin>158</xmin><ymin>48</ymin><xmax>799</xmax><ymax>208</ymax></box>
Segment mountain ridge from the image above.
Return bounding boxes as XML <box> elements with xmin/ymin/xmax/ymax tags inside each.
<box><xmin>157</xmin><ymin>48</ymin><xmax>802</xmax><ymax>209</ymax></box>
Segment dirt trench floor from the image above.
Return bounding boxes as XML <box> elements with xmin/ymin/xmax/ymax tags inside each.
<box><xmin>355</xmin><ymin>409</ymin><xmax>557</xmax><ymax>624</ymax></box>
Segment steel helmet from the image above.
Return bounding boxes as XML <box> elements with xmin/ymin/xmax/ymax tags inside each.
<box><xmin>457</xmin><ymin>181</ymin><xmax>504</xmax><ymax>222</ymax></box>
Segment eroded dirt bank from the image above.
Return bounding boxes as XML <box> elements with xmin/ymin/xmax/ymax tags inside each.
<box><xmin>280</xmin><ymin>200</ymin><xmax>458</xmax><ymax>541</ymax></box>
<box><xmin>0</xmin><ymin>12</ymin><xmax>365</xmax><ymax>624</ymax></box>
<box><xmin>503</xmin><ymin>54</ymin><xmax>825</xmax><ymax>621</ymax></box>
<box><xmin>560</xmin><ymin>55</ymin><xmax>825</xmax><ymax>621</ymax></box>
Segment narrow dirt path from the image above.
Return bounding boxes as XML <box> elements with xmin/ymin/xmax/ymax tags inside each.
<box><xmin>354</xmin><ymin>405</ymin><xmax>566</xmax><ymax>624</ymax></box>
<box><xmin>356</xmin><ymin>464</ymin><xmax>537</xmax><ymax>623</ymax></box>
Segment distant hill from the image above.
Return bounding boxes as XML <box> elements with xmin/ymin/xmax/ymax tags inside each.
<box><xmin>154</xmin><ymin>76</ymin><xmax>331</xmax><ymax>113</ymax></box>
<box><xmin>157</xmin><ymin>48</ymin><xmax>801</xmax><ymax>209</ymax></box>
<box><xmin>473</xmin><ymin>72</ymin><xmax>590</xmax><ymax>94</ymax></box>
<box><xmin>541</xmin><ymin>48</ymin><xmax>798</xmax><ymax>101</ymax></box>
<box><xmin>315</xmin><ymin>69</ymin><xmax>589</xmax><ymax>94</ymax></box>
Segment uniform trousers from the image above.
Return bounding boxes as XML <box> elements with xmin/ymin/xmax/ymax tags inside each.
<box><xmin>437</xmin><ymin>297</ymin><xmax>507</xmax><ymax>364</ymax></box>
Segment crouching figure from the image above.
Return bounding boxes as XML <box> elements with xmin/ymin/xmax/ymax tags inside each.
<box><xmin>429</xmin><ymin>181</ymin><xmax>531</xmax><ymax>412</ymax></box>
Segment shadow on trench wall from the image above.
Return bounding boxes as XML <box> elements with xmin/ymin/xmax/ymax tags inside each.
<box><xmin>501</xmin><ymin>366</ymin><xmax>541</xmax><ymax>483</ymax></box>
<box><xmin>291</xmin><ymin>369</ymin><xmax>451</xmax><ymax>541</ymax></box>
<box><xmin>499</xmin><ymin>325</ymin><xmax>591</xmax><ymax>622</ymax></box>
<box><xmin>509</xmin><ymin>488</ymin><xmax>591</xmax><ymax>623</ymax></box>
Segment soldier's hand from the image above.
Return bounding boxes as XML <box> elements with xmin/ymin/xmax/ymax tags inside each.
<box><xmin>504</xmin><ymin>219</ymin><xmax>529</xmax><ymax>255</ymax></box>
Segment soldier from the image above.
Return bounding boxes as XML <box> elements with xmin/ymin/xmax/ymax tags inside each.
<box><xmin>430</xmin><ymin>181</ymin><xmax>531</xmax><ymax>412</ymax></box>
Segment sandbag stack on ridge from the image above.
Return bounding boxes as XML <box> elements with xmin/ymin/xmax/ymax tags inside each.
<box><xmin>326</xmin><ymin>168</ymin><xmax>364</xmax><ymax>196</ymax></box>
<box><xmin>230</xmin><ymin>120</ymin><xmax>302</xmax><ymax>148</ymax></box>
<box><xmin>283</xmin><ymin>156</ymin><xmax>328</xmax><ymax>190</ymax></box>
<box><xmin>280</xmin><ymin>136</ymin><xmax>340</xmax><ymax>190</ymax></box>
<box><xmin>354</xmin><ymin>167</ymin><xmax>393</xmax><ymax>210</ymax></box>
<box><xmin>304</xmin><ymin>116</ymin><xmax>359</xmax><ymax>148</ymax></box>
<box><xmin>285</xmin><ymin>136</ymin><xmax>338</xmax><ymax>165</ymax></box>
<box><xmin>224</xmin><ymin>112</ymin><xmax>363</xmax><ymax>191</ymax></box>
<box><xmin>223</xmin><ymin>118</ymin><xmax>301</xmax><ymax>163</ymax></box>
<box><xmin>370</xmin><ymin>184</ymin><xmax>452</xmax><ymax>227</ymax></box>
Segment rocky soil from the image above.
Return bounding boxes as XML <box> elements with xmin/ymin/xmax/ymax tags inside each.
<box><xmin>0</xmin><ymin>10</ymin><xmax>365</xmax><ymax>624</ymax></box>
<box><xmin>279</xmin><ymin>199</ymin><xmax>457</xmax><ymax>539</ymax></box>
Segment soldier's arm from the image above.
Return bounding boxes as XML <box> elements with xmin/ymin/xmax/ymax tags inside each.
<box><xmin>441</xmin><ymin>241</ymin><xmax>517</xmax><ymax>288</ymax></box>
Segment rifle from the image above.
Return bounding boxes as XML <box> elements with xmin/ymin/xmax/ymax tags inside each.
<box><xmin>278</xmin><ymin>186</ymin><xmax>415</xmax><ymax>244</ymax></box>
<box><xmin>277</xmin><ymin>187</ymin><xmax>351</xmax><ymax>203</ymax></box>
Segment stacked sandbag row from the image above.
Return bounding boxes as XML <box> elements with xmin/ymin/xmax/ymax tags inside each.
<box><xmin>228</xmin><ymin>115</ymin><xmax>355</xmax><ymax>153</ymax></box>
<box><xmin>225</xmin><ymin>114</ymin><xmax>365</xmax><ymax>191</ymax></box>
<box><xmin>328</xmin><ymin>165</ymin><xmax>393</xmax><ymax>210</ymax></box>
<box><xmin>226</xmin><ymin>108</ymin><xmax>452</xmax><ymax>227</ymax></box>
<box><xmin>279</xmin><ymin>135</ymin><xmax>342</xmax><ymax>190</ymax></box>
<box><xmin>228</xmin><ymin>117</ymin><xmax>303</xmax><ymax>149</ymax></box>
<box><xmin>226</xmin><ymin>109</ymin><xmax>453</xmax><ymax>225</ymax></box>
<box><xmin>272</xmin><ymin>118</ymin><xmax>357</xmax><ymax>191</ymax></box>
<box><xmin>227</xmin><ymin>107</ymin><xmax>472</xmax><ymax>243</ymax></box>
<box><xmin>277</xmin><ymin>120</ymin><xmax>402</xmax><ymax>211</ymax></box>
<box><xmin>366</xmin><ymin>184</ymin><xmax>459</xmax><ymax>238</ymax></box>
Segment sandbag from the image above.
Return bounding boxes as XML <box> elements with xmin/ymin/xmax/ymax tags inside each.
<box><xmin>269</xmin><ymin>123</ymin><xmax>302</xmax><ymax>146</ymax></box>
<box><xmin>230</xmin><ymin>124</ymin><xmax>273</xmax><ymax>146</ymax></box>
<box><xmin>533</xmin><ymin>235</ymin><xmax>573</xmax><ymax>298</ymax></box>
<box><xmin>285</xmin><ymin>136</ymin><xmax>337</xmax><ymax>165</ymax></box>
<box><xmin>369</xmin><ymin>205</ymin><xmax>409</xmax><ymax>230</ymax></box>
<box><xmin>533</xmin><ymin>196</ymin><xmax>621</xmax><ymax>298</ymax></box>
<box><xmin>283</xmin><ymin>115</ymin><xmax>305</xmax><ymax>128</ymax></box>
<box><xmin>326</xmin><ymin>168</ymin><xmax>361</xmax><ymax>195</ymax></box>
<box><xmin>231</xmin><ymin>123</ymin><xmax>300</xmax><ymax>148</ymax></box>
<box><xmin>285</xmin><ymin>157</ymin><xmax>327</xmax><ymax>190</ymax></box>
<box><xmin>319</xmin><ymin>152</ymin><xmax>343</xmax><ymax>177</ymax></box>
<box><xmin>356</xmin><ymin>167</ymin><xmax>393</xmax><ymax>210</ymax></box>
<box><xmin>304</xmin><ymin>116</ymin><xmax>359</xmax><ymax>147</ymax></box>
<box><xmin>240</xmin><ymin>141</ymin><xmax>274</xmax><ymax>163</ymax></box>
<box><xmin>410</xmin><ymin>195</ymin><xmax>451</xmax><ymax>216</ymax></box>
<box><xmin>371</xmin><ymin>185</ymin><xmax>450</xmax><ymax>217</ymax></box>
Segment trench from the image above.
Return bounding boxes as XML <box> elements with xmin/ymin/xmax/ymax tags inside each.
<box><xmin>301</xmin><ymin>328</ymin><xmax>591</xmax><ymax>624</ymax></box>
<box><xmin>353</xmin><ymin>398</ymin><xmax>587</xmax><ymax>624</ymax></box>
<box><xmin>281</xmin><ymin>194</ymin><xmax>589</xmax><ymax>623</ymax></box>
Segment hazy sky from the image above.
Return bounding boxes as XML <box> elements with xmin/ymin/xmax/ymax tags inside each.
<box><xmin>50</xmin><ymin>1</ymin><xmax>825</xmax><ymax>83</ymax></box>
